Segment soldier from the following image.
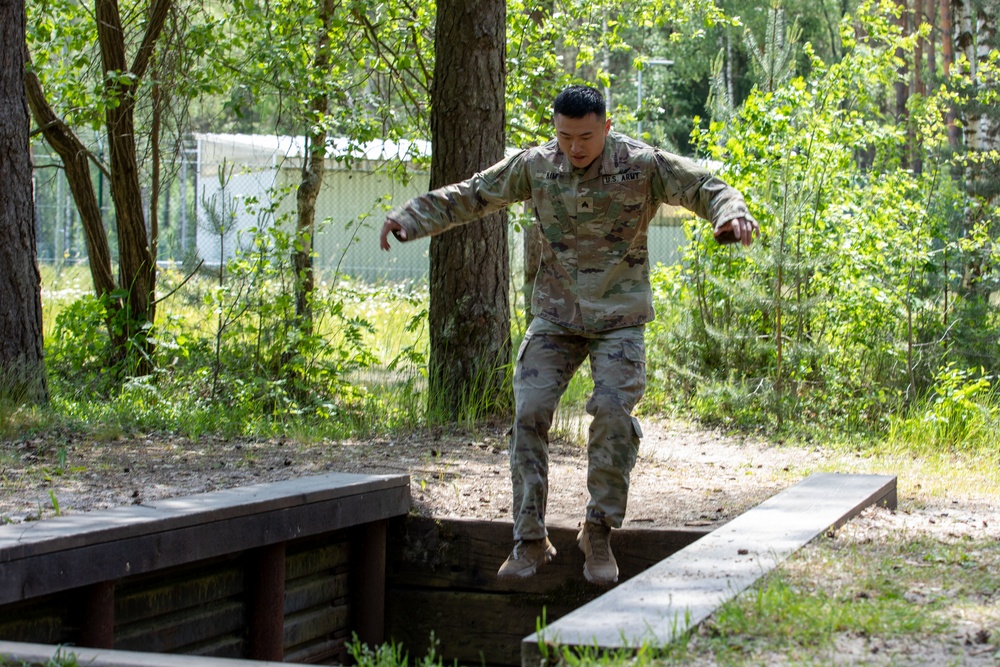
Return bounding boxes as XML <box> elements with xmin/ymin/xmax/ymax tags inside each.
<box><xmin>380</xmin><ymin>84</ymin><xmax>758</xmax><ymax>585</ymax></box>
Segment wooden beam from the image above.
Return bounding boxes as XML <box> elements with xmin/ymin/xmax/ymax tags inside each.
<box><xmin>0</xmin><ymin>473</ymin><xmax>409</xmax><ymax>605</ymax></box>
<box><xmin>79</xmin><ymin>581</ymin><xmax>115</xmax><ymax>648</ymax></box>
<box><xmin>247</xmin><ymin>542</ymin><xmax>285</xmax><ymax>661</ymax></box>
<box><xmin>352</xmin><ymin>520</ymin><xmax>387</xmax><ymax>647</ymax></box>
<box><xmin>521</xmin><ymin>473</ymin><xmax>897</xmax><ymax>664</ymax></box>
<box><xmin>0</xmin><ymin>472</ymin><xmax>409</xmax><ymax>562</ymax></box>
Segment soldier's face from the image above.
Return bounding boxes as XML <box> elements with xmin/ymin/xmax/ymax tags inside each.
<box><xmin>554</xmin><ymin>113</ymin><xmax>611</xmax><ymax>169</ymax></box>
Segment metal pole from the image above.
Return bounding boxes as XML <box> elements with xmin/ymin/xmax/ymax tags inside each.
<box><xmin>180</xmin><ymin>139</ymin><xmax>188</xmax><ymax>255</ymax></box>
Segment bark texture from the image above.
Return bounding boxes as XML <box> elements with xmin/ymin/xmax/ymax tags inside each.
<box><xmin>0</xmin><ymin>0</ymin><xmax>47</xmax><ymax>403</ymax></box>
<box><xmin>428</xmin><ymin>0</ymin><xmax>510</xmax><ymax>417</ymax></box>
<box><xmin>24</xmin><ymin>72</ymin><xmax>117</xmax><ymax>302</ymax></box>
<box><xmin>293</xmin><ymin>0</ymin><xmax>338</xmax><ymax>337</ymax></box>
<box><xmin>94</xmin><ymin>0</ymin><xmax>171</xmax><ymax>373</ymax></box>
<box><xmin>953</xmin><ymin>0</ymin><xmax>999</xmax><ymax>296</ymax></box>
<box><xmin>26</xmin><ymin>0</ymin><xmax>171</xmax><ymax>375</ymax></box>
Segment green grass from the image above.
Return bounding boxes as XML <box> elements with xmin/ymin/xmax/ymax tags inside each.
<box><xmin>34</xmin><ymin>264</ymin><xmax>435</xmax><ymax>441</ymax></box>
<box><xmin>521</xmin><ymin>521</ymin><xmax>999</xmax><ymax>667</ymax></box>
<box><xmin>663</xmin><ymin>531</ymin><xmax>1000</xmax><ymax>666</ymax></box>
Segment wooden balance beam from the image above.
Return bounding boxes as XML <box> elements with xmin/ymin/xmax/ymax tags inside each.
<box><xmin>521</xmin><ymin>472</ymin><xmax>897</xmax><ymax>665</ymax></box>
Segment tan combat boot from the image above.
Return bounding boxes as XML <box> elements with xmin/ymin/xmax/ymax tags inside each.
<box><xmin>497</xmin><ymin>537</ymin><xmax>557</xmax><ymax>578</ymax></box>
<box><xmin>578</xmin><ymin>522</ymin><xmax>618</xmax><ymax>584</ymax></box>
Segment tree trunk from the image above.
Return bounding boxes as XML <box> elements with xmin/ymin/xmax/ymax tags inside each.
<box><xmin>94</xmin><ymin>0</ymin><xmax>171</xmax><ymax>375</ymax></box>
<box><xmin>955</xmin><ymin>0</ymin><xmax>998</xmax><ymax>157</ymax></box>
<box><xmin>895</xmin><ymin>0</ymin><xmax>911</xmax><ymax>169</ymax></box>
<box><xmin>428</xmin><ymin>0</ymin><xmax>509</xmax><ymax>419</ymax></box>
<box><xmin>24</xmin><ymin>72</ymin><xmax>117</xmax><ymax>302</ymax></box>
<box><xmin>954</xmin><ymin>0</ymin><xmax>998</xmax><ymax>297</ymax></box>
<box><xmin>915</xmin><ymin>1</ymin><xmax>925</xmax><ymax>97</ymax></box>
<box><xmin>927</xmin><ymin>0</ymin><xmax>937</xmax><ymax>76</ymax></box>
<box><xmin>0</xmin><ymin>0</ymin><xmax>47</xmax><ymax>404</ymax></box>
<box><xmin>293</xmin><ymin>0</ymin><xmax>337</xmax><ymax>340</ymax></box>
<box><xmin>97</xmin><ymin>0</ymin><xmax>154</xmax><ymax>374</ymax></box>
<box><xmin>913</xmin><ymin>0</ymin><xmax>925</xmax><ymax>173</ymax></box>
<box><xmin>941</xmin><ymin>0</ymin><xmax>959</xmax><ymax>147</ymax></box>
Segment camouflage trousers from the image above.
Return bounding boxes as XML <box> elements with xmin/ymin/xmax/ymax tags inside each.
<box><xmin>510</xmin><ymin>317</ymin><xmax>646</xmax><ymax>541</ymax></box>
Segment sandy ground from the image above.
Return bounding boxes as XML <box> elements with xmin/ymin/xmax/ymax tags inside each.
<box><xmin>1</xmin><ymin>416</ymin><xmax>998</xmax><ymax>664</ymax></box>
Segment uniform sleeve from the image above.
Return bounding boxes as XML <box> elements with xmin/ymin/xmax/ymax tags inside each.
<box><xmin>387</xmin><ymin>150</ymin><xmax>534</xmax><ymax>242</ymax></box>
<box><xmin>651</xmin><ymin>150</ymin><xmax>757</xmax><ymax>233</ymax></box>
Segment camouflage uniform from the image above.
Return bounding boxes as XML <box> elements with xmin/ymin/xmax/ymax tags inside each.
<box><xmin>389</xmin><ymin>132</ymin><xmax>755</xmax><ymax>540</ymax></box>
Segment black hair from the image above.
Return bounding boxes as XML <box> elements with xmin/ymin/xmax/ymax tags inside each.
<box><xmin>553</xmin><ymin>85</ymin><xmax>606</xmax><ymax>119</ymax></box>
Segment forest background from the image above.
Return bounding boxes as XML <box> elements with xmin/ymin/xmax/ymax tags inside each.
<box><xmin>1</xmin><ymin>0</ymin><xmax>999</xmax><ymax>467</ymax></box>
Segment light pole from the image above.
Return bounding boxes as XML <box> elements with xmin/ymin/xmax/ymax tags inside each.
<box><xmin>637</xmin><ymin>58</ymin><xmax>674</xmax><ymax>137</ymax></box>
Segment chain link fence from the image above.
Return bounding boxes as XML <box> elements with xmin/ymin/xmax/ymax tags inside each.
<box><xmin>32</xmin><ymin>133</ymin><xmax>689</xmax><ymax>284</ymax></box>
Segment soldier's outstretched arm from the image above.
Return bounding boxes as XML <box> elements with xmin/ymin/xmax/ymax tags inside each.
<box><xmin>651</xmin><ymin>150</ymin><xmax>758</xmax><ymax>247</ymax></box>
<box><xmin>379</xmin><ymin>150</ymin><xmax>533</xmax><ymax>248</ymax></box>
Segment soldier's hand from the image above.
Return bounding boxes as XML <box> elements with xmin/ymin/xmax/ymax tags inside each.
<box><xmin>731</xmin><ymin>216</ymin><xmax>759</xmax><ymax>247</ymax></box>
<box><xmin>380</xmin><ymin>218</ymin><xmax>407</xmax><ymax>251</ymax></box>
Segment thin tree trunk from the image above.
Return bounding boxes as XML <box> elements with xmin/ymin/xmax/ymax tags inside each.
<box><xmin>954</xmin><ymin>0</ymin><xmax>998</xmax><ymax>299</ymax></box>
<box><xmin>941</xmin><ymin>0</ymin><xmax>959</xmax><ymax>147</ymax></box>
<box><xmin>24</xmin><ymin>72</ymin><xmax>117</xmax><ymax>301</ymax></box>
<box><xmin>725</xmin><ymin>32</ymin><xmax>735</xmax><ymax>106</ymax></box>
<box><xmin>955</xmin><ymin>0</ymin><xmax>998</xmax><ymax>156</ymax></box>
<box><xmin>428</xmin><ymin>0</ymin><xmax>509</xmax><ymax>419</ymax></box>
<box><xmin>0</xmin><ymin>0</ymin><xmax>47</xmax><ymax>403</ymax></box>
<box><xmin>896</xmin><ymin>0</ymin><xmax>911</xmax><ymax>170</ymax></box>
<box><xmin>820</xmin><ymin>0</ymin><xmax>842</xmax><ymax>61</ymax></box>
<box><xmin>954</xmin><ymin>0</ymin><xmax>976</xmax><ymax>145</ymax></box>
<box><xmin>915</xmin><ymin>1</ymin><xmax>925</xmax><ymax>97</ymax></box>
<box><xmin>913</xmin><ymin>1</ymin><xmax>925</xmax><ymax>173</ymax></box>
<box><xmin>150</xmin><ymin>79</ymin><xmax>162</xmax><ymax>269</ymax></box>
<box><xmin>906</xmin><ymin>264</ymin><xmax>915</xmax><ymax>401</ymax></box>
<box><xmin>293</xmin><ymin>0</ymin><xmax>338</xmax><ymax>339</ymax></box>
<box><xmin>926</xmin><ymin>0</ymin><xmax>937</xmax><ymax>79</ymax></box>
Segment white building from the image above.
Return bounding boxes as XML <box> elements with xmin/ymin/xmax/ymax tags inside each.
<box><xmin>194</xmin><ymin>133</ymin><xmax>691</xmax><ymax>282</ymax></box>
<box><xmin>194</xmin><ymin>132</ymin><xmax>433</xmax><ymax>281</ymax></box>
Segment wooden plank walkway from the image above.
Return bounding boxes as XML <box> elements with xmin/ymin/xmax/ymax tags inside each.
<box><xmin>522</xmin><ymin>472</ymin><xmax>897</xmax><ymax>664</ymax></box>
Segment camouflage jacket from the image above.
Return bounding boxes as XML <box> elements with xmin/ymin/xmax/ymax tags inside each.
<box><xmin>389</xmin><ymin>131</ymin><xmax>756</xmax><ymax>332</ymax></box>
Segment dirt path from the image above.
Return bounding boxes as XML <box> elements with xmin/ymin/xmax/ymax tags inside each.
<box><xmin>2</xmin><ymin>417</ymin><xmax>998</xmax><ymax>664</ymax></box>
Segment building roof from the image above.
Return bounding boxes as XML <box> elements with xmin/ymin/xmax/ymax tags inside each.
<box><xmin>194</xmin><ymin>132</ymin><xmax>432</xmax><ymax>165</ymax></box>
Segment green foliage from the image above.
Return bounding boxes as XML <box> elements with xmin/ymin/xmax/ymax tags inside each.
<box><xmin>0</xmin><ymin>646</ymin><xmax>84</xmax><ymax>667</ymax></box>
<box><xmin>46</xmin><ymin>294</ymin><xmax>121</xmax><ymax>394</ymax></box>
<box><xmin>743</xmin><ymin>4</ymin><xmax>802</xmax><ymax>93</ymax></box>
<box><xmin>43</xmin><ymin>230</ymin><xmax>429</xmax><ymax>439</ymax></box>
<box><xmin>645</xmin><ymin>1</ymin><xmax>1000</xmax><ymax>439</ymax></box>
<box><xmin>506</xmin><ymin>0</ymin><xmax>734</xmax><ymax>148</ymax></box>
<box><xmin>886</xmin><ymin>364</ymin><xmax>1000</xmax><ymax>454</ymax></box>
<box><xmin>27</xmin><ymin>0</ymin><xmax>1000</xmax><ymax>447</ymax></box>
<box><xmin>348</xmin><ymin>632</ymin><xmax>446</xmax><ymax>667</ymax></box>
